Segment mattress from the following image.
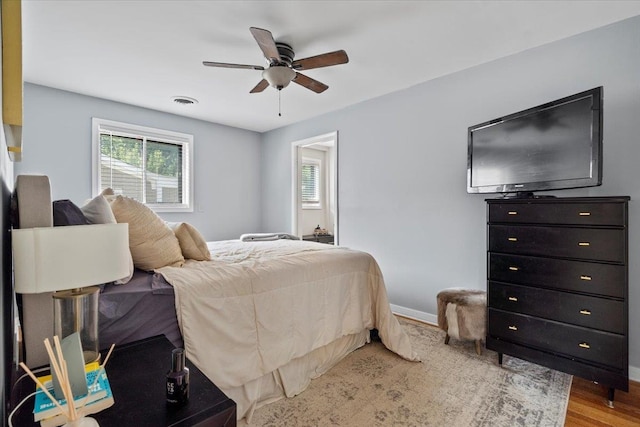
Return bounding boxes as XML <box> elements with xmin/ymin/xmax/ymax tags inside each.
<box><xmin>98</xmin><ymin>269</ymin><xmax>183</xmax><ymax>349</ymax></box>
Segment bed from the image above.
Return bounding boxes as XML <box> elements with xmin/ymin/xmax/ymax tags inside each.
<box><xmin>14</xmin><ymin>175</ymin><xmax>419</xmax><ymax>422</ymax></box>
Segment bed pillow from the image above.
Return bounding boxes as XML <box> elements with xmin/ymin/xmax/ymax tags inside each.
<box><xmin>109</xmin><ymin>195</ymin><xmax>184</xmax><ymax>270</ymax></box>
<box><xmin>81</xmin><ymin>194</ymin><xmax>134</xmax><ymax>284</ymax></box>
<box><xmin>53</xmin><ymin>200</ymin><xmax>90</xmax><ymax>226</ymax></box>
<box><xmin>167</xmin><ymin>222</ymin><xmax>211</xmax><ymax>261</ymax></box>
<box><xmin>81</xmin><ymin>195</ymin><xmax>117</xmax><ymax>224</ymax></box>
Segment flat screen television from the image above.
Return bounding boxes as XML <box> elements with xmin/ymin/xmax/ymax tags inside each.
<box><xmin>467</xmin><ymin>87</ymin><xmax>603</xmax><ymax>196</ymax></box>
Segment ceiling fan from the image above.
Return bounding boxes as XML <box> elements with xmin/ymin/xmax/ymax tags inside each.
<box><xmin>203</xmin><ymin>27</ymin><xmax>349</xmax><ymax>94</ymax></box>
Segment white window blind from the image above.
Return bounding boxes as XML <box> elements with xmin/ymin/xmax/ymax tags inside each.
<box><xmin>301</xmin><ymin>159</ymin><xmax>320</xmax><ymax>207</ymax></box>
<box><xmin>92</xmin><ymin>118</ymin><xmax>193</xmax><ymax>212</ymax></box>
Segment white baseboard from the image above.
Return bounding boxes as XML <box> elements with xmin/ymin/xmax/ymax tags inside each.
<box><xmin>390</xmin><ymin>303</ymin><xmax>437</xmax><ymax>326</ymax></box>
<box><xmin>389</xmin><ymin>303</ymin><xmax>640</xmax><ymax>383</ymax></box>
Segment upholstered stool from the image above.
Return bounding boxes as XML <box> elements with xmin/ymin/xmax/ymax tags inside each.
<box><xmin>437</xmin><ymin>288</ymin><xmax>486</xmax><ymax>355</ymax></box>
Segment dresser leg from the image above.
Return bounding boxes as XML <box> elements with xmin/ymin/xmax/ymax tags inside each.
<box><xmin>444</xmin><ymin>334</ymin><xmax>450</xmax><ymax>345</ymax></box>
<box><xmin>498</xmin><ymin>353</ymin><xmax>503</xmax><ymax>366</ymax></box>
<box><xmin>607</xmin><ymin>387</ymin><xmax>615</xmax><ymax>408</ymax></box>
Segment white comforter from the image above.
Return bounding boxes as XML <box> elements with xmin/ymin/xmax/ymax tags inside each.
<box><xmin>157</xmin><ymin>239</ymin><xmax>419</xmax><ymax>391</ymax></box>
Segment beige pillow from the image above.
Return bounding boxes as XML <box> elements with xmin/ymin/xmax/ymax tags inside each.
<box><xmin>167</xmin><ymin>222</ymin><xmax>211</xmax><ymax>261</ymax></box>
<box><xmin>109</xmin><ymin>196</ymin><xmax>184</xmax><ymax>270</ymax></box>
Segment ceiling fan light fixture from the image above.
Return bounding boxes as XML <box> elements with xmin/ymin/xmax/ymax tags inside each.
<box><xmin>262</xmin><ymin>66</ymin><xmax>296</xmax><ymax>90</ymax></box>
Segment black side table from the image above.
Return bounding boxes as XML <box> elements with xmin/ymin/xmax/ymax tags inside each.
<box><xmin>11</xmin><ymin>335</ymin><xmax>236</xmax><ymax>427</ymax></box>
<box><xmin>302</xmin><ymin>234</ymin><xmax>334</xmax><ymax>244</ymax></box>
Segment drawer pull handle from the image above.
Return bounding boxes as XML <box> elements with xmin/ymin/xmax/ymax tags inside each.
<box><xmin>508</xmin><ymin>211</ymin><xmax>518</xmax><ymax>215</ymax></box>
<box><xmin>579</xmin><ymin>342</ymin><xmax>590</xmax><ymax>349</ymax></box>
<box><xmin>509</xmin><ymin>266</ymin><xmax>519</xmax><ymax>271</ymax></box>
<box><xmin>508</xmin><ymin>325</ymin><xmax>518</xmax><ymax>331</ymax></box>
<box><xmin>508</xmin><ymin>297</ymin><xmax>518</xmax><ymax>302</ymax></box>
<box><xmin>579</xmin><ymin>212</ymin><xmax>591</xmax><ymax>216</ymax></box>
<box><xmin>580</xmin><ymin>275</ymin><xmax>592</xmax><ymax>281</ymax></box>
<box><xmin>580</xmin><ymin>309</ymin><xmax>592</xmax><ymax>315</ymax></box>
<box><xmin>508</xmin><ymin>237</ymin><xmax>518</xmax><ymax>242</ymax></box>
<box><xmin>578</xmin><ymin>242</ymin><xmax>590</xmax><ymax>247</ymax></box>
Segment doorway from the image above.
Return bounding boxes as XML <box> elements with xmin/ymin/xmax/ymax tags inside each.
<box><xmin>291</xmin><ymin>132</ymin><xmax>338</xmax><ymax>244</ymax></box>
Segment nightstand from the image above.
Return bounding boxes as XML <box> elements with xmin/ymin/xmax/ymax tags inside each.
<box><xmin>302</xmin><ymin>234</ymin><xmax>334</xmax><ymax>244</ymax></box>
<box><xmin>11</xmin><ymin>335</ymin><xmax>236</xmax><ymax>427</ymax></box>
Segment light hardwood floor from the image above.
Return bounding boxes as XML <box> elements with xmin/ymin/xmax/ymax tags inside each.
<box><xmin>565</xmin><ymin>377</ymin><xmax>640</xmax><ymax>426</ymax></box>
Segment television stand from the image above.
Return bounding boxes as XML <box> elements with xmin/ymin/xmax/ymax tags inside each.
<box><xmin>504</xmin><ymin>192</ymin><xmax>557</xmax><ymax>199</ymax></box>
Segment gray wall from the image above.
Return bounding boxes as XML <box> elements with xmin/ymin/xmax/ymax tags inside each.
<box><xmin>260</xmin><ymin>16</ymin><xmax>640</xmax><ymax>376</ymax></box>
<box><xmin>18</xmin><ymin>84</ymin><xmax>262</xmax><ymax>241</ymax></box>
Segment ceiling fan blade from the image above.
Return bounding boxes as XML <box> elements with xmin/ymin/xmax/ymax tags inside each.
<box><xmin>292</xmin><ymin>50</ymin><xmax>349</xmax><ymax>71</ymax></box>
<box><xmin>293</xmin><ymin>72</ymin><xmax>329</xmax><ymax>93</ymax></box>
<box><xmin>249</xmin><ymin>27</ymin><xmax>281</xmax><ymax>63</ymax></box>
<box><xmin>203</xmin><ymin>61</ymin><xmax>264</xmax><ymax>71</ymax></box>
<box><xmin>250</xmin><ymin>79</ymin><xmax>270</xmax><ymax>93</ymax></box>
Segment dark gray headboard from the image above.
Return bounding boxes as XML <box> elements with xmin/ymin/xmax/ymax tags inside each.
<box><xmin>14</xmin><ymin>175</ymin><xmax>54</xmax><ymax>368</ymax></box>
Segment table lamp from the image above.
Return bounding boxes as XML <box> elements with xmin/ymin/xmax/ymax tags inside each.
<box><xmin>12</xmin><ymin>223</ymin><xmax>130</xmax><ymax>364</ymax></box>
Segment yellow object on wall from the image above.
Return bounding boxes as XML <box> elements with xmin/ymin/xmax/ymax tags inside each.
<box><xmin>2</xmin><ymin>0</ymin><xmax>23</xmax><ymax>161</ymax></box>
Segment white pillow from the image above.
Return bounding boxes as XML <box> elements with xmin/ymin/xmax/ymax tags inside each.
<box><xmin>81</xmin><ymin>195</ymin><xmax>117</xmax><ymax>224</ymax></box>
<box><xmin>109</xmin><ymin>196</ymin><xmax>184</xmax><ymax>270</ymax></box>
<box><xmin>167</xmin><ymin>222</ymin><xmax>211</xmax><ymax>261</ymax></box>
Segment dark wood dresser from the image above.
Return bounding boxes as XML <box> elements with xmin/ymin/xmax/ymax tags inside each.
<box><xmin>486</xmin><ymin>196</ymin><xmax>629</xmax><ymax>406</ymax></box>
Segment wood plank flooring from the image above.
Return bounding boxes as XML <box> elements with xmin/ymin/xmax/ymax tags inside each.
<box><xmin>565</xmin><ymin>377</ymin><xmax>640</xmax><ymax>426</ymax></box>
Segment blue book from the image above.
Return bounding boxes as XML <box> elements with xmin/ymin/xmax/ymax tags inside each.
<box><xmin>33</xmin><ymin>364</ymin><xmax>114</xmax><ymax>425</ymax></box>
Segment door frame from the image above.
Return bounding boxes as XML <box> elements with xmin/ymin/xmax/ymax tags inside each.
<box><xmin>291</xmin><ymin>131</ymin><xmax>338</xmax><ymax>244</ymax></box>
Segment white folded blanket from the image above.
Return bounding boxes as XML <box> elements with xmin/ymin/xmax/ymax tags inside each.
<box><xmin>240</xmin><ymin>233</ymin><xmax>300</xmax><ymax>242</ymax></box>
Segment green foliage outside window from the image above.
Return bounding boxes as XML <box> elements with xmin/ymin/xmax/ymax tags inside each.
<box><xmin>100</xmin><ymin>134</ymin><xmax>180</xmax><ymax>177</ymax></box>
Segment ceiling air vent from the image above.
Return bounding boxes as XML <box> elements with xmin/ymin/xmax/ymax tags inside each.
<box><xmin>171</xmin><ymin>96</ymin><xmax>198</xmax><ymax>105</ymax></box>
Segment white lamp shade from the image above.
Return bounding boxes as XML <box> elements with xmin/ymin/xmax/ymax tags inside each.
<box><xmin>12</xmin><ymin>223</ymin><xmax>130</xmax><ymax>294</ymax></box>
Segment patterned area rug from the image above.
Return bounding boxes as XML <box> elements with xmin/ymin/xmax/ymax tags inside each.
<box><xmin>241</xmin><ymin>318</ymin><xmax>572</xmax><ymax>426</ymax></box>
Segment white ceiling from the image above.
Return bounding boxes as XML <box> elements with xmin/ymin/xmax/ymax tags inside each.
<box><xmin>22</xmin><ymin>1</ymin><xmax>640</xmax><ymax>133</ymax></box>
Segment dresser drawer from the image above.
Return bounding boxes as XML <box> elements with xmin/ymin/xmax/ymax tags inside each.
<box><xmin>488</xmin><ymin>253</ymin><xmax>626</xmax><ymax>298</ymax></box>
<box><xmin>488</xmin><ymin>225</ymin><xmax>626</xmax><ymax>263</ymax></box>
<box><xmin>488</xmin><ymin>309</ymin><xmax>625</xmax><ymax>369</ymax></box>
<box><xmin>489</xmin><ymin>282</ymin><xmax>624</xmax><ymax>333</ymax></box>
<box><xmin>488</xmin><ymin>202</ymin><xmax>626</xmax><ymax>226</ymax></box>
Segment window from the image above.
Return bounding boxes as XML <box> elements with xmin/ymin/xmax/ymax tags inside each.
<box><xmin>92</xmin><ymin>118</ymin><xmax>193</xmax><ymax>212</ymax></box>
<box><xmin>301</xmin><ymin>158</ymin><xmax>321</xmax><ymax>209</ymax></box>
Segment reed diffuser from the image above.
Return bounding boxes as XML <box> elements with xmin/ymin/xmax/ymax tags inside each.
<box><xmin>19</xmin><ymin>336</ymin><xmax>115</xmax><ymax>427</ymax></box>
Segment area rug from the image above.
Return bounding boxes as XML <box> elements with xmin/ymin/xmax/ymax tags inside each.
<box><xmin>240</xmin><ymin>317</ymin><xmax>572</xmax><ymax>426</ymax></box>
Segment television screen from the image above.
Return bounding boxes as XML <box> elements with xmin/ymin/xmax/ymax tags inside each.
<box><xmin>467</xmin><ymin>87</ymin><xmax>602</xmax><ymax>195</ymax></box>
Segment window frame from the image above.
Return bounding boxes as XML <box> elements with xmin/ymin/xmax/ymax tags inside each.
<box><xmin>92</xmin><ymin>118</ymin><xmax>194</xmax><ymax>213</ymax></box>
<box><xmin>301</xmin><ymin>157</ymin><xmax>322</xmax><ymax>210</ymax></box>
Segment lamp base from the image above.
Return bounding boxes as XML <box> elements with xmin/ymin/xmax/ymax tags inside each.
<box><xmin>63</xmin><ymin>416</ymin><xmax>100</xmax><ymax>427</ymax></box>
<box><xmin>53</xmin><ymin>286</ymin><xmax>101</xmax><ymax>364</ymax></box>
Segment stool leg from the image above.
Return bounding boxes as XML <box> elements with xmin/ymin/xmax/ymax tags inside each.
<box><xmin>444</xmin><ymin>334</ymin><xmax>450</xmax><ymax>345</ymax></box>
<box><xmin>475</xmin><ymin>340</ymin><xmax>482</xmax><ymax>355</ymax></box>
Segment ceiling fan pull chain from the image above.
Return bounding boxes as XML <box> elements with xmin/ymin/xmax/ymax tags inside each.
<box><xmin>279</xmin><ymin>89</ymin><xmax>282</xmax><ymax>117</ymax></box>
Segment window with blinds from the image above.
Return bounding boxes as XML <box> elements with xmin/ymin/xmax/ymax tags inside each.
<box><xmin>301</xmin><ymin>159</ymin><xmax>321</xmax><ymax>208</ymax></box>
<box><xmin>92</xmin><ymin>118</ymin><xmax>193</xmax><ymax>212</ymax></box>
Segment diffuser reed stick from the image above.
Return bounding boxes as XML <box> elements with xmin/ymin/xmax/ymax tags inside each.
<box><xmin>18</xmin><ymin>362</ymin><xmax>70</xmax><ymax>420</ymax></box>
<box><xmin>78</xmin><ymin>343</ymin><xmax>115</xmax><ymax>411</ymax></box>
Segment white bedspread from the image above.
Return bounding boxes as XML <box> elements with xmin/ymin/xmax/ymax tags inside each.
<box><xmin>157</xmin><ymin>239</ymin><xmax>419</xmax><ymax>391</ymax></box>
